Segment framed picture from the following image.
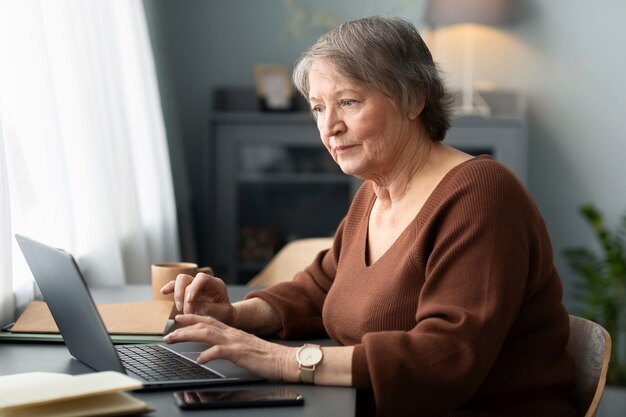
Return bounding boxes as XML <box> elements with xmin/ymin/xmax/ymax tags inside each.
<box><xmin>254</xmin><ymin>64</ymin><xmax>294</xmax><ymax>111</ymax></box>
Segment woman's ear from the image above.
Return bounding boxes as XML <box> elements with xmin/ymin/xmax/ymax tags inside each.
<box><xmin>408</xmin><ymin>99</ymin><xmax>425</xmax><ymax>120</ymax></box>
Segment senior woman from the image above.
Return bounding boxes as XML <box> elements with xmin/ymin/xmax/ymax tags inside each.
<box><xmin>162</xmin><ymin>16</ymin><xmax>577</xmax><ymax>417</ymax></box>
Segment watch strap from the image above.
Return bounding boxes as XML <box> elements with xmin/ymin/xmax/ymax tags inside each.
<box><xmin>299</xmin><ymin>364</ymin><xmax>316</xmax><ymax>384</ymax></box>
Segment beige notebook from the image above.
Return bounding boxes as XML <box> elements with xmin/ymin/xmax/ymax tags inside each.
<box><xmin>12</xmin><ymin>300</ymin><xmax>174</xmax><ymax>335</ymax></box>
<box><xmin>0</xmin><ymin>371</ymin><xmax>151</xmax><ymax>417</ymax></box>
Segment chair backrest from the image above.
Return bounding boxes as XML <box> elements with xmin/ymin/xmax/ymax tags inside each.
<box><xmin>247</xmin><ymin>237</ymin><xmax>333</xmax><ymax>286</ymax></box>
<box><xmin>566</xmin><ymin>315</ymin><xmax>612</xmax><ymax>417</ymax></box>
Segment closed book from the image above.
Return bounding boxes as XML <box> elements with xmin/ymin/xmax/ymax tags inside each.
<box><xmin>0</xmin><ymin>371</ymin><xmax>150</xmax><ymax>417</ymax></box>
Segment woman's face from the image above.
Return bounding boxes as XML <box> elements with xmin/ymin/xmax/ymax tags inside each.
<box><xmin>308</xmin><ymin>60</ymin><xmax>418</xmax><ymax>180</ymax></box>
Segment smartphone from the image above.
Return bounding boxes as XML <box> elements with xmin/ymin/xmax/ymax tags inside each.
<box><xmin>173</xmin><ymin>387</ymin><xmax>304</xmax><ymax>409</ymax></box>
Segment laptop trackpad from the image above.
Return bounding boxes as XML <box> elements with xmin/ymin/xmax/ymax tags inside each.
<box><xmin>179</xmin><ymin>352</ymin><xmax>258</xmax><ymax>379</ymax></box>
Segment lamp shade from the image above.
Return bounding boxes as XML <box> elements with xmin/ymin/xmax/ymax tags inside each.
<box><xmin>425</xmin><ymin>0</ymin><xmax>511</xmax><ymax>26</ymax></box>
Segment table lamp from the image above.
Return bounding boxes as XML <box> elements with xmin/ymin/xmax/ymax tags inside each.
<box><xmin>425</xmin><ymin>0</ymin><xmax>512</xmax><ymax>116</ymax></box>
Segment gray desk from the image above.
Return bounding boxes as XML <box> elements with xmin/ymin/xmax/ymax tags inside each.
<box><xmin>0</xmin><ymin>285</ymin><xmax>356</xmax><ymax>416</ymax></box>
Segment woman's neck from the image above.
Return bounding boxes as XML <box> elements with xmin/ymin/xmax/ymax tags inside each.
<box><xmin>370</xmin><ymin>137</ymin><xmax>437</xmax><ymax>209</ymax></box>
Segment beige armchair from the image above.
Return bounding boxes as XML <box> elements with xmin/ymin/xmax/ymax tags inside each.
<box><xmin>247</xmin><ymin>237</ymin><xmax>333</xmax><ymax>287</ymax></box>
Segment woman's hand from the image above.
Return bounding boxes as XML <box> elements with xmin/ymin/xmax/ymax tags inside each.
<box><xmin>163</xmin><ymin>314</ymin><xmax>300</xmax><ymax>382</ymax></box>
<box><xmin>160</xmin><ymin>273</ymin><xmax>236</xmax><ymax>325</ymax></box>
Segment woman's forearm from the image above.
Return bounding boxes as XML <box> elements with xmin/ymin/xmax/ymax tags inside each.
<box><xmin>310</xmin><ymin>345</ymin><xmax>354</xmax><ymax>386</ymax></box>
<box><xmin>231</xmin><ymin>298</ymin><xmax>282</xmax><ymax>335</ymax></box>
<box><xmin>231</xmin><ymin>298</ymin><xmax>354</xmax><ymax>386</ymax></box>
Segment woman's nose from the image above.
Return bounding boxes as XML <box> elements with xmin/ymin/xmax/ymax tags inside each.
<box><xmin>319</xmin><ymin>109</ymin><xmax>346</xmax><ymax>138</ymax></box>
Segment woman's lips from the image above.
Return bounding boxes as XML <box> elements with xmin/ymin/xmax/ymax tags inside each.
<box><xmin>335</xmin><ymin>144</ymin><xmax>357</xmax><ymax>152</ymax></box>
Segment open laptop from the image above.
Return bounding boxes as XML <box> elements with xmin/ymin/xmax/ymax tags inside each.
<box><xmin>15</xmin><ymin>234</ymin><xmax>263</xmax><ymax>390</ymax></box>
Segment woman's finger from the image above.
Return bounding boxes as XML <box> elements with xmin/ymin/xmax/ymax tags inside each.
<box><xmin>173</xmin><ymin>274</ymin><xmax>194</xmax><ymax>312</ymax></box>
<box><xmin>164</xmin><ymin>322</ymin><xmax>221</xmax><ymax>345</ymax></box>
<box><xmin>175</xmin><ymin>314</ymin><xmax>229</xmax><ymax>329</ymax></box>
<box><xmin>183</xmin><ymin>273</ymin><xmax>212</xmax><ymax>314</ymax></box>
<box><xmin>197</xmin><ymin>344</ymin><xmax>230</xmax><ymax>364</ymax></box>
<box><xmin>160</xmin><ymin>280</ymin><xmax>176</xmax><ymax>295</ymax></box>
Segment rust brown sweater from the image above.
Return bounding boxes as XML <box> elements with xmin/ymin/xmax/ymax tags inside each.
<box><xmin>247</xmin><ymin>156</ymin><xmax>577</xmax><ymax>416</ymax></box>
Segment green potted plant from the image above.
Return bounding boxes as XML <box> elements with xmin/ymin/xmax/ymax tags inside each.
<box><xmin>564</xmin><ymin>204</ymin><xmax>626</xmax><ymax>386</ymax></box>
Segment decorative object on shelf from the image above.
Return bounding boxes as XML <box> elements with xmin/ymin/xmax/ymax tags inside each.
<box><xmin>254</xmin><ymin>64</ymin><xmax>295</xmax><ymax>112</ymax></box>
<box><xmin>239</xmin><ymin>225</ymin><xmax>281</xmax><ymax>263</ymax></box>
<box><xmin>425</xmin><ymin>0</ymin><xmax>512</xmax><ymax>117</ymax></box>
<box><xmin>563</xmin><ymin>204</ymin><xmax>626</xmax><ymax>387</ymax></box>
<box><xmin>282</xmin><ymin>0</ymin><xmax>343</xmax><ymax>40</ymax></box>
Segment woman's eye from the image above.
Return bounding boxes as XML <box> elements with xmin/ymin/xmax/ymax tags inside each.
<box><xmin>342</xmin><ymin>99</ymin><xmax>356</xmax><ymax>107</ymax></box>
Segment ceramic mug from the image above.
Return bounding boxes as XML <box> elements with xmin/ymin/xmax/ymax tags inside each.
<box><xmin>151</xmin><ymin>262</ymin><xmax>213</xmax><ymax>301</ymax></box>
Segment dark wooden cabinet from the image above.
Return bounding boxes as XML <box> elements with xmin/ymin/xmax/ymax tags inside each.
<box><xmin>211</xmin><ymin>112</ymin><xmax>360</xmax><ymax>283</ymax></box>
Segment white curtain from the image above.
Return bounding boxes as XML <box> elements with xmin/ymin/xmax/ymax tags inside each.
<box><xmin>0</xmin><ymin>0</ymin><xmax>180</xmax><ymax>326</ymax></box>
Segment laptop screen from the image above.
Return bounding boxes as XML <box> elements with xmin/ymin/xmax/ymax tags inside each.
<box><xmin>15</xmin><ymin>234</ymin><xmax>126</xmax><ymax>373</ymax></box>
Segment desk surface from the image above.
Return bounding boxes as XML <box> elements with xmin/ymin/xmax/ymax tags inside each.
<box><xmin>0</xmin><ymin>285</ymin><xmax>356</xmax><ymax>417</ymax></box>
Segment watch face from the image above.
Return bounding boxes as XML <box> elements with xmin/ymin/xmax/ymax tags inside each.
<box><xmin>298</xmin><ymin>345</ymin><xmax>322</xmax><ymax>367</ymax></box>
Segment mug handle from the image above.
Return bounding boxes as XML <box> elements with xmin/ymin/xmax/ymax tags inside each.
<box><xmin>197</xmin><ymin>266</ymin><xmax>214</xmax><ymax>275</ymax></box>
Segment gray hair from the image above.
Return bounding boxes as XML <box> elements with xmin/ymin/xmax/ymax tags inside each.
<box><xmin>293</xmin><ymin>16</ymin><xmax>453</xmax><ymax>142</ymax></box>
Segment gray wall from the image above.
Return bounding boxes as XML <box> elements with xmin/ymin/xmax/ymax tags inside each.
<box><xmin>144</xmin><ymin>0</ymin><xmax>626</xmax><ymax>306</ymax></box>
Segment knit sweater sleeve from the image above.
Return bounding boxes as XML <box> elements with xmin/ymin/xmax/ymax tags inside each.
<box><xmin>352</xmin><ymin>162</ymin><xmax>552</xmax><ymax>415</ymax></box>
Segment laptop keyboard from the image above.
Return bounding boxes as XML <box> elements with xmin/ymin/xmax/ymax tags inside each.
<box><xmin>116</xmin><ymin>344</ymin><xmax>223</xmax><ymax>382</ymax></box>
